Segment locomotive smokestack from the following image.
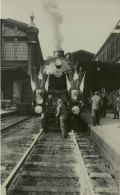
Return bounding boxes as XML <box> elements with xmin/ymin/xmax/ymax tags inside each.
<box><xmin>53</xmin><ymin>50</ymin><xmax>64</xmax><ymax>57</ymax></box>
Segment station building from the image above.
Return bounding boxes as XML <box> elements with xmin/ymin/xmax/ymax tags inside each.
<box><xmin>91</xmin><ymin>20</ymin><xmax>120</xmax><ymax>103</ymax></box>
<box><xmin>93</xmin><ymin>20</ymin><xmax>120</xmax><ymax>63</ymax></box>
<box><xmin>71</xmin><ymin>50</ymin><xmax>95</xmax><ymax>64</ymax></box>
<box><xmin>1</xmin><ymin>16</ymin><xmax>43</xmax><ymax>105</ymax></box>
<box><xmin>68</xmin><ymin>21</ymin><xmax>120</xmax><ymax>101</ymax></box>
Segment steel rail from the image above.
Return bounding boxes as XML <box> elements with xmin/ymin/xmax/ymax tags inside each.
<box><xmin>1</xmin><ymin>128</ymin><xmax>43</xmax><ymax>195</ymax></box>
<box><xmin>71</xmin><ymin>130</ymin><xmax>95</xmax><ymax>195</ymax></box>
<box><xmin>1</xmin><ymin>114</ymin><xmax>21</xmax><ymax>122</ymax></box>
<box><xmin>1</xmin><ymin>115</ymin><xmax>32</xmax><ymax>132</ymax></box>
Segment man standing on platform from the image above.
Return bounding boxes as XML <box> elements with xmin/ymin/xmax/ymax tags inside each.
<box><xmin>113</xmin><ymin>94</ymin><xmax>119</xmax><ymax>119</ymax></box>
<box><xmin>101</xmin><ymin>93</ymin><xmax>108</xmax><ymax>118</ymax></box>
<box><xmin>117</xmin><ymin>94</ymin><xmax>120</xmax><ymax>128</ymax></box>
<box><xmin>56</xmin><ymin>99</ymin><xmax>68</xmax><ymax>138</ymax></box>
<box><xmin>90</xmin><ymin>92</ymin><xmax>101</xmax><ymax>126</ymax></box>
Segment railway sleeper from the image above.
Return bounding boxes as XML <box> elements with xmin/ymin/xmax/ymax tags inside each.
<box><xmin>19</xmin><ymin>171</ymin><xmax>79</xmax><ymax>178</ymax></box>
<box><xmin>23</xmin><ymin>164</ymin><xmax>77</xmax><ymax>173</ymax></box>
<box><xmin>8</xmin><ymin>185</ymin><xmax>81</xmax><ymax>195</ymax></box>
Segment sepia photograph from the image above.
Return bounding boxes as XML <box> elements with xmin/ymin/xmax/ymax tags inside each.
<box><xmin>1</xmin><ymin>0</ymin><xmax>120</xmax><ymax>194</ymax></box>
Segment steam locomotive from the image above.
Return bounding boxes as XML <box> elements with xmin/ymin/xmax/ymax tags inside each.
<box><xmin>34</xmin><ymin>50</ymin><xmax>84</xmax><ymax>129</ymax></box>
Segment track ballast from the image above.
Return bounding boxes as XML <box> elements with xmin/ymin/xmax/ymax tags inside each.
<box><xmin>2</xmin><ymin>118</ymin><xmax>119</xmax><ymax>195</ymax></box>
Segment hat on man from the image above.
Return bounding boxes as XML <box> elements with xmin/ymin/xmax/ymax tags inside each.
<box><xmin>57</xmin><ymin>99</ymin><xmax>62</xmax><ymax>104</ymax></box>
<box><xmin>94</xmin><ymin>91</ymin><xmax>98</xmax><ymax>94</ymax></box>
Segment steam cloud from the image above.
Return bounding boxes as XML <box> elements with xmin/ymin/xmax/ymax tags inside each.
<box><xmin>42</xmin><ymin>0</ymin><xmax>63</xmax><ymax>50</ymax></box>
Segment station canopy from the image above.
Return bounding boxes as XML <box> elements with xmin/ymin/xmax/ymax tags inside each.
<box><xmin>1</xmin><ymin>66</ymin><xmax>30</xmax><ymax>80</ymax></box>
<box><xmin>80</xmin><ymin>61</ymin><xmax>120</xmax><ymax>95</ymax></box>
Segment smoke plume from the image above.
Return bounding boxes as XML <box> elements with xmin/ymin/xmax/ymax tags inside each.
<box><xmin>42</xmin><ymin>0</ymin><xmax>63</xmax><ymax>50</ymax></box>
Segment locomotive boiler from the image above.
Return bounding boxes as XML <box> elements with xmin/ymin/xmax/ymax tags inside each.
<box><xmin>35</xmin><ymin>50</ymin><xmax>84</xmax><ymax>129</ymax></box>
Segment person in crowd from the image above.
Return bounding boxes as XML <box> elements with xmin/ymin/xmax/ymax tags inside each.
<box><xmin>117</xmin><ymin>96</ymin><xmax>120</xmax><ymax>128</ymax></box>
<box><xmin>101</xmin><ymin>93</ymin><xmax>108</xmax><ymax>118</ymax></box>
<box><xmin>56</xmin><ymin>99</ymin><xmax>68</xmax><ymax>138</ymax></box>
<box><xmin>117</xmin><ymin>93</ymin><xmax>120</xmax><ymax>128</ymax></box>
<box><xmin>90</xmin><ymin>92</ymin><xmax>101</xmax><ymax>126</ymax></box>
<box><xmin>112</xmin><ymin>94</ymin><xmax>119</xmax><ymax>119</ymax></box>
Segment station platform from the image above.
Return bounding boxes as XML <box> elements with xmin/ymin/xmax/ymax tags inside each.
<box><xmin>81</xmin><ymin>109</ymin><xmax>120</xmax><ymax>172</ymax></box>
<box><xmin>0</xmin><ymin>108</ymin><xmax>18</xmax><ymax>118</ymax></box>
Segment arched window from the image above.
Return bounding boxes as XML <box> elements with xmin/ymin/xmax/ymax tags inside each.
<box><xmin>16</xmin><ymin>42</ymin><xmax>28</xmax><ymax>60</ymax></box>
<box><xmin>2</xmin><ymin>41</ymin><xmax>28</xmax><ymax>61</ymax></box>
<box><xmin>3</xmin><ymin>42</ymin><xmax>14</xmax><ymax>60</ymax></box>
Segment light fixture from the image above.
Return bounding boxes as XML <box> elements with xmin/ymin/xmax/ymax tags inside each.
<box><xmin>55</xmin><ymin>59</ymin><xmax>62</xmax><ymax>68</ymax></box>
<box><xmin>35</xmin><ymin>105</ymin><xmax>42</xmax><ymax>114</ymax></box>
<box><xmin>36</xmin><ymin>97</ymin><xmax>43</xmax><ymax>105</ymax></box>
<box><xmin>72</xmin><ymin>106</ymin><xmax>80</xmax><ymax>114</ymax></box>
<box><xmin>97</xmin><ymin>67</ymin><xmax>100</xmax><ymax>71</ymax></box>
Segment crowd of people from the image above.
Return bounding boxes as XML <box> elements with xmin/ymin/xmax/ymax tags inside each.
<box><xmin>90</xmin><ymin>91</ymin><xmax>120</xmax><ymax>127</ymax></box>
<box><xmin>55</xmin><ymin>91</ymin><xmax>120</xmax><ymax>138</ymax></box>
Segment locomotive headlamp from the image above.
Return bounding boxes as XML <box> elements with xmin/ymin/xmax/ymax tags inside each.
<box><xmin>72</xmin><ymin>106</ymin><xmax>80</xmax><ymax>114</ymax></box>
<box><xmin>36</xmin><ymin>97</ymin><xmax>43</xmax><ymax>105</ymax></box>
<box><xmin>35</xmin><ymin>106</ymin><xmax>42</xmax><ymax>114</ymax></box>
<box><xmin>55</xmin><ymin>59</ymin><xmax>62</xmax><ymax>68</ymax></box>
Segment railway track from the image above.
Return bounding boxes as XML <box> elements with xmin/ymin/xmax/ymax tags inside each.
<box><xmin>1</xmin><ymin>114</ymin><xmax>20</xmax><ymax>122</ymax></box>
<box><xmin>2</xmin><ymin>126</ymin><xmax>93</xmax><ymax>195</ymax></box>
<box><xmin>74</xmin><ymin>131</ymin><xmax>119</xmax><ymax>195</ymax></box>
<box><xmin>1</xmin><ymin>115</ymin><xmax>32</xmax><ymax>131</ymax></box>
<box><xmin>1</xmin><ymin>123</ymin><xmax>119</xmax><ymax>195</ymax></box>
